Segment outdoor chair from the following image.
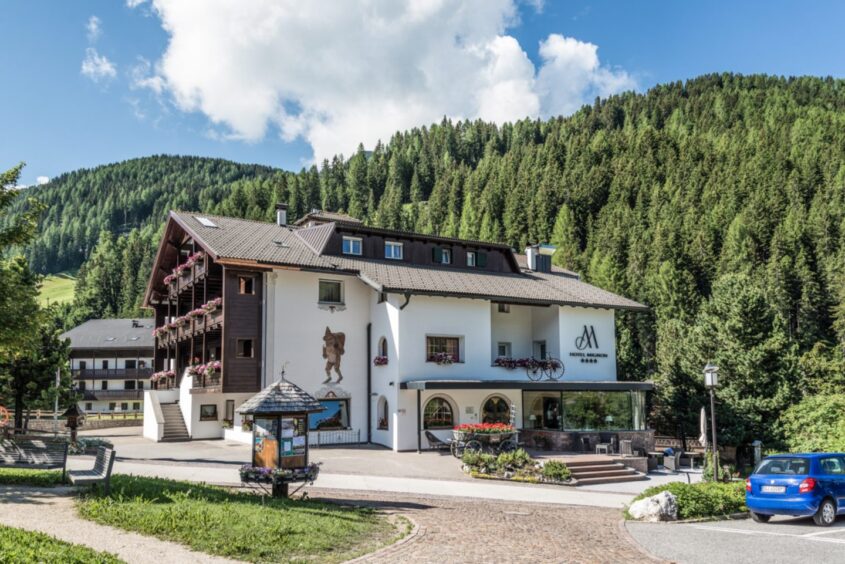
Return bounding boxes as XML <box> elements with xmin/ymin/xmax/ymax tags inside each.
<box><xmin>580</xmin><ymin>436</ymin><xmax>591</xmax><ymax>453</ymax></box>
<box><xmin>619</xmin><ymin>439</ymin><xmax>633</xmax><ymax>457</ymax></box>
<box><xmin>664</xmin><ymin>451</ymin><xmax>682</xmax><ymax>472</ymax></box>
<box><xmin>68</xmin><ymin>446</ymin><xmax>116</xmax><ymax>495</ymax></box>
<box><xmin>424</xmin><ymin>431</ymin><xmax>451</xmax><ymax>451</ymax></box>
<box><xmin>599</xmin><ymin>433</ymin><xmax>618</xmax><ymax>454</ymax></box>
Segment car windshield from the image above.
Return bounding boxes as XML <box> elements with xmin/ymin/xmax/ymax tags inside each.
<box><xmin>755</xmin><ymin>457</ymin><xmax>809</xmax><ymax>475</ymax></box>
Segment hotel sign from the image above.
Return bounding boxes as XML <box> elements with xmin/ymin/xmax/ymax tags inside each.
<box><xmin>570</xmin><ymin>325</ymin><xmax>609</xmax><ymax>365</ymax></box>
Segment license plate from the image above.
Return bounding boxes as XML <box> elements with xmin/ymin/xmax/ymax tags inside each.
<box><xmin>761</xmin><ymin>485</ymin><xmax>786</xmax><ymax>494</ymax></box>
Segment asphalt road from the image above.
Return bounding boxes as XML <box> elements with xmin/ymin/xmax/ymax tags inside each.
<box><xmin>627</xmin><ymin>515</ymin><xmax>845</xmax><ymax>563</ymax></box>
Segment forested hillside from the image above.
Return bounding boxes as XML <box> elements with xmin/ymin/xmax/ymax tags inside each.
<box><xmin>10</xmin><ymin>73</ymin><xmax>845</xmax><ymax>447</ymax></box>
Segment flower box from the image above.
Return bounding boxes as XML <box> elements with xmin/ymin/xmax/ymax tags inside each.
<box><xmin>427</xmin><ymin>352</ymin><xmax>455</xmax><ymax>365</ymax></box>
<box><xmin>373</xmin><ymin>355</ymin><xmax>388</xmax><ymax>366</ymax></box>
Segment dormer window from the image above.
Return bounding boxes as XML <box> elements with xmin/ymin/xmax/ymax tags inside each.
<box><xmin>432</xmin><ymin>246</ymin><xmax>451</xmax><ymax>265</ymax></box>
<box><xmin>467</xmin><ymin>251</ymin><xmax>476</xmax><ymax>267</ymax></box>
<box><xmin>385</xmin><ymin>241</ymin><xmax>403</xmax><ymax>260</ymax></box>
<box><xmin>342</xmin><ymin>236</ymin><xmax>362</xmax><ymax>256</ymax></box>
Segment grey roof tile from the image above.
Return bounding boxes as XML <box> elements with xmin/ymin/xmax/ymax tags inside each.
<box><xmin>237</xmin><ymin>380</ymin><xmax>325</xmax><ymax>414</ymax></box>
<box><xmin>60</xmin><ymin>318</ymin><xmax>154</xmax><ymax>350</ymax></box>
<box><xmin>170</xmin><ymin>211</ymin><xmax>648</xmax><ymax>311</ymax></box>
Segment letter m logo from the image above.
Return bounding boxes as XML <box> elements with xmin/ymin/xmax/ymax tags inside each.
<box><xmin>575</xmin><ymin>325</ymin><xmax>598</xmax><ymax>350</ymax></box>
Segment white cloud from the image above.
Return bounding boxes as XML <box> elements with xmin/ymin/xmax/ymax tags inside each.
<box><xmin>35</xmin><ymin>176</ymin><xmax>50</xmax><ymax>185</ymax></box>
<box><xmin>86</xmin><ymin>15</ymin><xmax>101</xmax><ymax>42</ymax></box>
<box><xmin>126</xmin><ymin>0</ymin><xmax>148</xmax><ymax>7</ymax></box>
<box><xmin>130</xmin><ymin>57</ymin><xmax>165</xmax><ymax>94</ymax></box>
<box><xmin>81</xmin><ymin>48</ymin><xmax>117</xmax><ymax>82</ymax></box>
<box><xmin>145</xmin><ymin>0</ymin><xmax>634</xmax><ymax>160</ymax></box>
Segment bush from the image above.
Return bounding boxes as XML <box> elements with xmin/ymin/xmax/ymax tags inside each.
<box><xmin>495</xmin><ymin>449</ymin><xmax>532</xmax><ymax>472</ymax></box>
<box><xmin>541</xmin><ymin>460</ymin><xmax>571</xmax><ymax>482</ymax></box>
<box><xmin>68</xmin><ymin>437</ymin><xmax>113</xmax><ymax>455</ymax></box>
<box><xmin>0</xmin><ymin>524</ymin><xmax>121</xmax><ymax>563</ymax></box>
<box><xmin>628</xmin><ymin>481</ymin><xmax>746</xmax><ymax>520</ymax></box>
<box><xmin>778</xmin><ymin>394</ymin><xmax>845</xmax><ymax>453</ymax></box>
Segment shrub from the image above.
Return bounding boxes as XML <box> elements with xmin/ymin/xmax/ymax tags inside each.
<box><xmin>68</xmin><ymin>437</ymin><xmax>113</xmax><ymax>455</ymax></box>
<box><xmin>461</xmin><ymin>450</ymin><xmax>497</xmax><ymax>473</ymax></box>
<box><xmin>495</xmin><ymin>449</ymin><xmax>532</xmax><ymax>472</ymax></box>
<box><xmin>541</xmin><ymin>460</ymin><xmax>571</xmax><ymax>482</ymax></box>
<box><xmin>628</xmin><ymin>481</ymin><xmax>746</xmax><ymax>520</ymax></box>
<box><xmin>0</xmin><ymin>468</ymin><xmax>65</xmax><ymax>487</ymax></box>
<box><xmin>778</xmin><ymin>394</ymin><xmax>845</xmax><ymax>453</ymax></box>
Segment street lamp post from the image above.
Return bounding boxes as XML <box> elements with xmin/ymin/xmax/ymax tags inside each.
<box><xmin>704</xmin><ymin>363</ymin><xmax>719</xmax><ymax>482</ymax></box>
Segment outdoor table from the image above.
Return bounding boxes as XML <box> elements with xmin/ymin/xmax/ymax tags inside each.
<box><xmin>683</xmin><ymin>451</ymin><xmax>704</xmax><ymax>469</ymax></box>
<box><xmin>595</xmin><ymin>443</ymin><xmax>611</xmax><ymax>455</ymax></box>
<box><xmin>647</xmin><ymin>451</ymin><xmax>664</xmax><ymax>471</ymax></box>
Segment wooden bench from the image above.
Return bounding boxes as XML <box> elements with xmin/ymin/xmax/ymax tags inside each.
<box><xmin>68</xmin><ymin>446</ymin><xmax>116</xmax><ymax>495</ymax></box>
<box><xmin>0</xmin><ymin>437</ymin><xmax>69</xmax><ymax>480</ymax></box>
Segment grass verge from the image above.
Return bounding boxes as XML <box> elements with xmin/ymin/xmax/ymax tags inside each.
<box><xmin>625</xmin><ymin>481</ymin><xmax>747</xmax><ymax>520</ymax></box>
<box><xmin>0</xmin><ymin>524</ymin><xmax>122</xmax><ymax>563</ymax></box>
<box><xmin>76</xmin><ymin>475</ymin><xmax>401</xmax><ymax>563</ymax></box>
<box><xmin>0</xmin><ymin>467</ymin><xmax>65</xmax><ymax>487</ymax></box>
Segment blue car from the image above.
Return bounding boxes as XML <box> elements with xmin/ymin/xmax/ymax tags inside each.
<box><xmin>746</xmin><ymin>453</ymin><xmax>845</xmax><ymax>526</ymax></box>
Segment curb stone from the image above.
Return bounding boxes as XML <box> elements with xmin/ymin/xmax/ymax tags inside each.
<box><xmin>344</xmin><ymin>515</ymin><xmax>422</xmax><ymax>563</ymax></box>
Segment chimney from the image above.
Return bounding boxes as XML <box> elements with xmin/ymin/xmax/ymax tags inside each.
<box><xmin>525</xmin><ymin>244</ymin><xmax>556</xmax><ymax>273</ymax></box>
<box><xmin>276</xmin><ymin>203</ymin><xmax>288</xmax><ymax>226</ymax></box>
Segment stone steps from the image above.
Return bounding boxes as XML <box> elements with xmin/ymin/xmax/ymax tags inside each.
<box><xmin>565</xmin><ymin>458</ymin><xmax>647</xmax><ymax>486</ymax></box>
<box><xmin>160</xmin><ymin>403</ymin><xmax>190</xmax><ymax>442</ymax></box>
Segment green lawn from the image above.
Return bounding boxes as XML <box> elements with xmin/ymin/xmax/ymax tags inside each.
<box><xmin>76</xmin><ymin>475</ymin><xmax>402</xmax><ymax>563</ymax></box>
<box><xmin>0</xmin><ymin>467</ymin><xmax>66</xmax><ymax>487</ymax></box>
<box><xmin>39</xmin><ymin>270</ymin><xmax>77</xmax><ymax>306</ymax></box>
<box><xmin>0</xmin><ymin>524</ymin><xmax>123</xmax><ymax>563</ymax></box>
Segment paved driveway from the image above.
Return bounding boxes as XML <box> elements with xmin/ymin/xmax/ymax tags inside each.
<box><xmin>627</xmin><ymin>516</ymin><xmax>845</xmax><ymax>563</ymax></box>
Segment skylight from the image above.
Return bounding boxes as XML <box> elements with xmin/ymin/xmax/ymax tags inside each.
<box><xmin>195</xmin><ymin>216</ymin><xmax>218</xmax><ymax>228</ymax></box>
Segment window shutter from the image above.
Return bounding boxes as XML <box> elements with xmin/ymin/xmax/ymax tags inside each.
<box><xmin>477</xmin><ymin>252</ymin><xmax>488</xmax><ymax>267</ymax></box>
<box><xmin>432</xmin><ymin>246</ymin><xmax>442</xmax><ymax>263</ymax></box>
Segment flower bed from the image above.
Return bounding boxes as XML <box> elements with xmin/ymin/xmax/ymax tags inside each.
<box><xmin>239</xmin><ymin>463</ymin><xmax>320</xmax><ymax>484</ymax></box>
<box><xmin>625</xmin><ymin>481</ymin><xmax>746</xmax><ymax>520</ymax></box>
<box><xmin>453</xmin><ymin>423</ymin><xmax>516</xmax><ymax>441</ymax></box>
<box><xmin>461</xmin><ymin>449</ymin><xmax>572</xmax><ymax>484</ymax></box>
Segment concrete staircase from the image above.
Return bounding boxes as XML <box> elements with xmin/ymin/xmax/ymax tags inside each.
<box><xmin>160</xmin><ymin>402</ymin><xmax>190</xmax><ymax>442</ymax></box>
<box><xmin>567</xmin><ymin>458</ymin><xmax>647</xmax><ymax>486</ymax></box>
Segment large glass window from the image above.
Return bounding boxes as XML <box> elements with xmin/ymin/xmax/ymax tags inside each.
<box><xmin>423</xmin><ymin>397</ymin><xmax>454</xmax><ymax>429</ymax></box>
<box><xmin>309</xmin><ymin>399</ymin><xmax>350</xmax><ymax>430</ymax></box>
<box><xmin>522</xmin><ymin>390</ymin><xmax>646</xmax><ymax>431</ymax></box>
<box><xmin>482</xmin><ymin>396</ymin><xmax>511</xmax><ymax>424</ymax></box>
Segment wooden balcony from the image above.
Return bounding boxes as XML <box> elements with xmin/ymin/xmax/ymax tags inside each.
<box><xmin>72</xmin><ymin>368</ymin><xmax>153</xmax><ymax>380</ymax></box>
<box><xmin>191</xmin><ymin>371</ymin><xmax>222</xmax><ymax>393</ymax></box>
<box><xmin>155</xmin><ymin>308</ymin><xmax>223</xmax><ymax>349</ymax></box>
<box><xmin>168</xmin><ymin>260</ymin><xmax>208</xmax><ymax>300</ymax></box>
<box><xmin>81</xmin><ymin>389</ymin><xmax>144</xmax><ymax>401</ymax></box>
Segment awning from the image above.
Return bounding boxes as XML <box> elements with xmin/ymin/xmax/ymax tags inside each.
<box><xmin>399</xmin><ymin>379</ymin><xmax>654</xmax><ymax>391</ymax></box>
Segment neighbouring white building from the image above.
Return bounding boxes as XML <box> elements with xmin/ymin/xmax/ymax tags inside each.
<box><xmin>141</xmin><ymin>207</ymin><xmax>654</xmax><ymax>451</ymax></box>
<box><xmin>61</xmin><ymin>318</ymin><xmax>154</xmax><ymax>414</ymax></box>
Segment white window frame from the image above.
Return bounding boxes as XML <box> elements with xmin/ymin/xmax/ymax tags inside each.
<box><xmin>441</xmin><ymin>248</ymin><xmax>452</xmax><ymax>265</ymax></box>
<box><xmin>342</xmin><ymin>236</ymin><xmax>363</xmax><ymax>256</ymax></box>
<box><xmin>385</xmin><ymin>241</ymin><xmax>403</xmax><ymax>260</ymax></box>
<box><xmin>318</xmin><ymin>279</ymin><xmax>344</xmax><ymax>305</ymax></box>
<box><xmin>497</xmin><ymin>342</ymin><xmax>512</xmax><ymax>358</ymax></box>
<box><xmin>467</xmin><ymin>251</ymin><xmax>476</xmax><ymax>267</ymax></box>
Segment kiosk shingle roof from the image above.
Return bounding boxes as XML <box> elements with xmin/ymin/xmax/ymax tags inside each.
<box><xmin>237</xmin><ymin>380</ymin><xmax>324</xmax><ymax>415</ymax></box>
<box><xmin>170</xmin><ymin>211</ymin><xmax>648</xmax><ymax>311</ymax></box>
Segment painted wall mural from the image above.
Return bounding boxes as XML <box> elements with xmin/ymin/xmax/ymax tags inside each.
<box><xmin>322</xmin><ymin>326</ymin><xmax>346</xmax><ymax>383</ymax></box>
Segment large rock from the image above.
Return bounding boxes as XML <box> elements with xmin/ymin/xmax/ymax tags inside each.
<box><xmin>628</xmin><ymin>491</ymin><xmax>678</xmax><ymax>522</ymax></box>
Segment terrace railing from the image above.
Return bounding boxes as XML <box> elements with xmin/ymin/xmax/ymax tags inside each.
<box><xmin>72</xmin><ymin>368</ymin><xmax>153</xmax><ymax>380</ymax></box>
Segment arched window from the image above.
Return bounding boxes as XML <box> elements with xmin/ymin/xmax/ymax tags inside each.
<box><xmin>377</xmin><ymin>396</ymin><xmax>389</xmax><ymax>430</ymax></box>
<box><xmin>482</xmin><ymin>395</ymin><xmax>511</xmax><ymax>424</ymax></box>
<box><xmin>378</xmin><ymin>336</ymin><xmax>388</xmax><ymax>358</ymax></box>
<box><xmin>423</xmin><ymin>397</ymin><xmax>454</xmax><ymax>429</ymax></box>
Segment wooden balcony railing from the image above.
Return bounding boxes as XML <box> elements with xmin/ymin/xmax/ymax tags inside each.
<box><xmin>81</xmin><ymin>389</ymin><xmax>145</xmax><ymax>401</ymax></box>
<box><xmin>72</xmin><ymin>368</ymin><xmax>153</xmax><ymax>380</ymax></box>
<box><xmin>168</xmin><ymin>260</ymin><xmax>208</xmax><ymax>299</ymax></box>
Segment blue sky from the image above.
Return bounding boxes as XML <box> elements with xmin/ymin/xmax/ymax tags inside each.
<box><xmin>3</xmin><ymin>1</ymin><xmax>845</xmax><ymax>186</ymax></box>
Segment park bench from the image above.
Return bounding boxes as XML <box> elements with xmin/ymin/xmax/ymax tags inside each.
<box><xmin>68</xmin><ymin>446</ymin><xmax>116</xmax><ymax>495</ymax></box>
<box><xmin>0</xmin><ymin>437</ymin><xmax>69</xmax><ymax>480</ymax></box>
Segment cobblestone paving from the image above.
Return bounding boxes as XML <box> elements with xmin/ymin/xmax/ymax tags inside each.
<box><xmin>306</xmin><ymin>488</ymin><xmax>661</xmax><ymax>564</ymax></box>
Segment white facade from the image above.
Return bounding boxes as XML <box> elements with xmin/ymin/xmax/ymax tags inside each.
<box><xmin>145</xmin><ymin>265</ymin><xmax>627</xmax><ymax>449</ymax></box>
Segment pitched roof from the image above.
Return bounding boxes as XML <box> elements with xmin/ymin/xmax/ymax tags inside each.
<box><xmin>293</xmin><ymin>210</ymin><xmax>363</xmax><ymax>226</ymax></box>
<box><xmin>60</xmin><ymin>318</ymin><xmax>154</xmax><ymax>350</ymax></box>
<box><xmin>237</xmin><ymin>380</ymin><xmax>325</xmax><ymax>414</ymax></box>
<box><xmin>167</xmin><ymin>211</ymin><xmax>648</xmax><ymax>311</ymax></box>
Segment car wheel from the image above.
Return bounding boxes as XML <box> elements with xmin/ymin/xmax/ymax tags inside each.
<box><xmin>750</xmin><ymin>512</ymin><xmax>771</xmax><ymax>523</ymax></box>
<box><xmin>813</xmin><ymin>499</ymin><xmax>837</xmax><ymax>527</ymax></box>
